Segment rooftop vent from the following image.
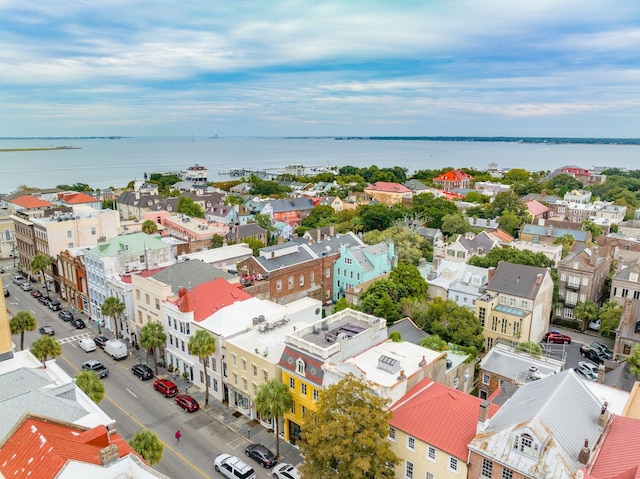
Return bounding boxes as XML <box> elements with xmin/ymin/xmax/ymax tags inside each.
<box><xmin>378</xmin><ymin>355</ymin><xmax>400</xmax><ymax>374</ymax></box>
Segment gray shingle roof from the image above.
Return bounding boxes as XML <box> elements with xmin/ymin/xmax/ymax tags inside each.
<box><xmin>254</xmin><ymin>244</ymin><xmax>316</xmax><ymax>272</ymax></box>
<box><xmin>267</xmin><ymin>197</ymin><xmax>315</xmax><ymax>213</ymax></box>
<box><xmin>150</xmin><ymin>259</ymin><xmax>233</xmax><ymax>294</ymax></box>
<box><xmin>486</xmin><ymin>261</ymin><xmax>549</xmax><ymax>299</ymax></box>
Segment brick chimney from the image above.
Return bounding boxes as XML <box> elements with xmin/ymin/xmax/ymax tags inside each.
<box><xmin>578</xmin><ymin>439</ymin><xmax>590</xmax><ymax>465</ymax></box>
<box><xmin>597</xmin><ymin>401</ymin><xmax>610</xmax><ymax>428</ymax></box>
<box><xmin>477</xmin><ymin>400</ymin><xmax>490</xmax><ymax>433</ymax></box>
<box><xmin>535</xmin><ymin>273</ymin><xmax>543</xmax><ymax>286</ymax></box>
<box><xmin>597</xmin><ymin>363</ymin><xmax>606</xmax><ymax>384</ymax></box>
<box><xmin>487</xmin><ymin>266</ymin><xmax>496</xmax><ymax>282</ymax></box>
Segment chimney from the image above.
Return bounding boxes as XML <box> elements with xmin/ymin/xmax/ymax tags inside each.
<box><xmin>397</xmin><ymin>369</ymin><xmax>406</xmax><ymax>381</ymax></box>
<box><xmin>477</xmin><ymin>400</ymin><xmax>490</xmax><ymax>433</ymax></box>
<box><xmin>597</xmin><ymin>401</ymin><xmax>610</xmax><ymax>428</ymax></box>
<box><xmin>535</xmin><ymin>273</ymin><xmax>543</xmax><ymax>286</ymax></box>
<box><xmin>578</xmin><ymin>439</ymin><xmax>590</xmax><ymax>465</ymax></box>
<box><xmin>590</xmin><ymin>247</ymin><xmax>598</xmax><ymax>266</ymax></box>
<box><xmin>617</xmin><ymin>257</ymin><xmax>624</xmax><ymax>273</ymax></box>
<box><xmin>487</xmin><ymin>266</ymin><xmax>496</xmax><ymax>282</ymax></box>
<box><xmin>99</xmin><ymin>444</ymin><xmax>120</xmax><ymax>465</ymax></box>
<box><xmin>418</xmin><ymin>355</ymin><xmax>427</xmax><ymax>367</ymax></box>
<box><xmin>597</xmin><ymin>364</ymin><xmax>606</xmax><ymax>384</ymax></box>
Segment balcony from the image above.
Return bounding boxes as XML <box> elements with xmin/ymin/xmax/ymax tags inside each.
<box><xmin>566</xmin><ymin>282</ymin><xmax>580</xmax><ymax>291</ymax></box>
<box><xmin>564</xmin><ymin>297</ymin><xmax>578</xmax><ymax>307</ymax></box>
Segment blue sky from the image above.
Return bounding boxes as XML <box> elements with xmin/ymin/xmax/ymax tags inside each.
<box><xmin>1</xmin><ymin>1</ymin><xmax>639</xmax><ymax>137</ymax></box>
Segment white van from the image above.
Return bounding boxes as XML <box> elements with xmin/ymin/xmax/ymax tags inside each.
<box><xmin>79</xmin><ymin>337</ymin><xmax>96</xmax><ymax>353</ymax></box>
<box><xmin>104</xmin><ymin>339</ymin><xmax>128</xmax><ymax>360</ymax></box>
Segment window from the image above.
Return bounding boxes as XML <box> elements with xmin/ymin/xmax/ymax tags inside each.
<box><xmin>263</xmin><ymin>370</ymin><xmax>268</xmax><ymax>381</ymax></box>
<box><xmin>453</xmin><ymin>377</ymin><xmax>459</xmax><ymax>389</ymax></box>
<box><xmin>296</xmin><ymin>358</ymin><xmax>306</xmax><ymax>375</ymax></box>
<box><xmin>491</xmin><ymin>317</ymin><xmax>498</xmax><ymax>331</ymax></box>
<box><xmin>449</xmin><ymin>457</ymin><xmax>458</xmax><ymax>472</ymax></box>
<box><xmin>242</xmin><ymin>359</ymin><xmax>246</xmax><ymax>371</ymax></box>
<box><xmin>407</xmin><ymin>436</ymin><xmax>415</xmax><ymax>451</ymax></box>
<box><xmin>145</xmin><ymin>293</ymin><xmax>150</xmax><ymax>305</ymax></box>
<box><xmin>482</xmin><ymin>374</ymin><xmax>490</xmax><ymax>385</ymax></box>
<box><xmin>405</xmin><ymin>461</ymin><xmax>414</xmax><ymax>479</ymax></box>
<box><xmin>91</xmin><ymin>227</ymin><xmax>96</xmax><ymax>235</ymax></box>
<box><xmin>276</xmin><ymin>280</ymin><xmax>282</xmax><ymax>292</ymax></box>
<box><xmin>290</xmin><ymin>401</ymin><xmax>296</xmax><ymax>415</ymax></box>
<box><xmin>310</xmin><ymin>271</ymin><xmax>315</xmax><ymax>284</ymax></box>
<box><xmin>253</xmin><ymin>365</ymin><xmax>258</xmax><ymax>377</ymax></box>
<box><xmin>155</xmin><ymin>298</ymin><xmax>160</xmax><ymax>310</ymax></box>
<box><xmin>300</xmin><ymin>383</ymin><xmax>307</xmax><ymax>395</ymax></box>
<box><xmin>301</xmin><ymin>405</ymin><xmax>306</xmax><ymax>417</ymax></box>
<box><xmin>478</xmin><ymin>307</ymin><xmax>486</xmax><ymax>327</ymax></box>
<box><xmin>289</xmin><ymin>377</ymin><xmax>295</xmax><ymax>389</ymax></box>
<box><xmin>388</xmin><ymin>427</ymin><xmax>396</xmax><ymax>440</ymax></box>
<box><xmin>299</xmin><ymin>274</ymin><xmax>304</xmax><ymax>286</ymax></box>
<box><xmin>242</xmin><ymin>378</ymin><xmax>248</xmax><ymax>391</ymax></box>
<box><xmin>426</xmin><ymin>473</ymin><xmax>434</xmax><ymax>479</ymax></box>
<box><xmin>288</xmin><ymin>276</ymin><xmax>294</xmax><ymax>289</ymax></box>
<box><xmin>345</xmin><ymin>257</ymin><xmax>352</xmax><ymax>265</ymax></box>
<box><xmin>211</xmin><ymin>358</ymin><xmax>217</xmax><ymax>371</ymax></box>
<box><xmin>326</xmin><ymin>268</ymin><xmax>330</xmax><ymax>278</ymax></box>
<box><xmin>313</xmin><ymin>389</ymin><xmax>319</xmax><ymax>401</ymax></box>
<box><xmin>481</xmin><ymin>458</ymin><xmax>493</xmax><ymax>478</ymax></box>
<box><xmin>213</xmin><ymin>379</ymin><xmax>218</xmax><ymax>392</ymax></box>
<box><xmin>501</xmin><ymin>469</ymin><xmax>513</xmax><ymax>479</ymax></box>
<box><xmin>427</xmin><ymin>446</ymin><xmax>436</xmax><ymax>461</ymax></box>
<box><xmin>232</xmin><ymin>354</ymin><xmax>237</xmax><ymax>366</ymax></box>
<box><xmin>67</xmin><ymin>230</ymin><xmax>72</xmax><ymax>238</ymax></box>
<box><xmin>501</xmin><ymin>318</ymin><xmax>508</xmax><ymax>334</ymax></box>
<box><xmin>136</xmin><ymin>289</ymin><xmax>141</xmax><ymax>300</ymax></box>
<box><xmin>233</xmin><ymin>373</ymin><xmax>238</xmax><ymax>385</ymax></box>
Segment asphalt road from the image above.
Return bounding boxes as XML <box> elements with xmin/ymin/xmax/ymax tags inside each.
<box><xmin>3</xmin><ymin>272</ymin><xmax>278</xmax><ymax>479</ymax></box>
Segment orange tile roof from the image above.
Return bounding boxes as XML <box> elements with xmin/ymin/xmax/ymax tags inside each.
<box><xmin>390</xmin><ymin>379</ymin><xmax>499</xmax><ymax>460</ymax></box>
<box><xmin>170</xmin><ymin>277</ymin><xmax>252</xmax><ymax>322</ymax></box>
<box><xmin>61</xmin><ymin>192</ymin><xmax>97</xmax><ymax>204</ymax></box>
<box><xmin>365</xmin><ymin>182</ymin><xmax>412</xmax><ymax>193</ymax></box>
<box><xmin>433</xmin><ymin>169</ymin><xmax>473</xmax><ymax>182</ymax></box>
<box><xmin>11</xmin><ymin>195</ymin><xmax>54</xmax><ymax>208</ymax></box>
<box><xmin>0</xmin><ymin>416</ymin><xmax>137</xmax><ymax>479</ymax></box>
<box><xmin>490</xmin><ymin>228</ymin><xmax>515</xmax><ymax>242</ymax></box>
<box><xmin>588</xmin><ymin>415</ymin><xmax>640</xmax><ymax>479</ymax></box>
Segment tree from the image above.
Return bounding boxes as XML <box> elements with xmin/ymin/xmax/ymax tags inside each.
<box><xmin>244</xmin><ymin>237</ymin><xmax>265</xmax><ymax>256</ymax></box>
<box><xmin>359</xmin><ymin>279</ymin><xmax>408</xmax><ymax>324</ymax></box>
<box><xmin>188</xmin><ymin>329</ymin><xmax>216</xmax><ymax>406</ymax></box>
<box><xmin>9</xmin><ymin>310</ymin><xmax>37</xmax><ymax>351</ymax></box>
<box><xmin>210</xmin><ymin>234</ymin><xmax>224</xmax><ymax>248</ymax></box>
<box><xmin>76</xmin><ymin>370</ymin><xmax>106</xmax><ymax>403</ymax></box>
<box><xmin>141</xmin><ymin>220</ymin><xmax>158</xmax><ymax>234</ymax></box>
<box><xmin>363</xmin><ymin>224</ymin><xmax>426</xmax><ymax>265</ymax></box>
<box><xmin>140</xmin><ymin>321</ymin><xmax>167</xmax><ymax>376</ymax></box>
<box><xmin>357</xmin><ymin>204</ymin><xmax>398</xmax><ymax>232</ymax></box>
<box><xmin>573</xmin><ymin>301</ymin><xmax>598</xmax><ymax>330</ymax></box>
<box><xmin>30</xmin><ymin>254</ymin><xmax>52</xmax><ymax>299</ymax></box>
<box><xmin>468</xmin><ymin>246</ymin><xmax>554</xmax><ymax>269</ymax></box>
<box><xmin>418</xmin><ymin>297</ymin><xmax>484</xmax><ymax>349</ymax></box>
<box><xmin>101</xmin><ymin>296</ymin><xmax>125</xmax><ymax>338</ymax></box>
<box><xmin>411</xmin><ymin>192</ymin><xmax>458</xmax><ymax>229</ymax></box>
<box><xmin>497</xmin><ymin>210</ymin><xmax>524</xmax><ymax>237</ymax></box>
<box><xmin>440</xmin><ymin>213</ymin><xmax>470</xmax><ymax>238</ymax></box>
<box><xmin>553</xmin><ymin>233</ymin><xmax>575</xmax><ymax>257</ymax></box>
<box><xmin>419</xmin><ymin>334</ymin><xmax>449</xmax><ymax>352</ymax></box>
<box><xmin>598</xmin><ymin>301</ymin><xmax>622</xmax><ymax>339</ymax></box>
<box><xmin>582</xmin><ymin>220</ymin><xmax>603</xmax><ymax>241</ymax></box>
<box><xmin>300</xmin><ymin>374</ymin><xmax>398</xmax><ymax>479</ymax></box>
<box><xmin>176</xmin><ymin>196</ymin><xmax>205</xmax><ymax>218</ymax></box>
<box><xmin>388</xmin><ymin>263</ymin><xmax>428</xmax><ymax>298</ymax></box>
<box><xmin>30</xmin><ymin>335</ymin><xmax>61</xmax><ymax>367</ymax></box>
<box><xmin>487</xmin><ymin>190</ymin><xmax>527</xmax><ymax>219</ymax></box>
<box><xmin>129</xmin><ymin>429</ymin><xmax>163</xmax><ymax>465</ymax></box>
<box><xmin>254</xmin><ymin>379</ymin><xmax>292</xmax><ymax>458</ymax></box>
<box><xmin>628</xmin><ymin>345</ymin><xmax>640</xmax><ymax>379</ymax></box>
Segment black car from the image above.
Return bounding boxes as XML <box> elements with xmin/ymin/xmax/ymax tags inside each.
<box><xmin>245</xmin><ymin>443</ymin><xmax>277</xmax><ymax>468</ymax></box>
<box><xmin>58</xmin><ymin>310</ymin><xmax>73</xmax><ymax>321</ymax></box>
<box><xmin>131</xmin><ymin>364</ymin><xmax>154</xmax><ymax>380</ymax></box>
<box><xmin>39</xmin><ymin>296</ymin><xmax>52</xmax><ymax>306</ymax></box>
<box><xmin>71</xmin><ymin>318</ymin><xmax>86</xmax><ymax>329</ymax></box>
<box><xmin>3</xmin><ymin>287</ymin><xmax>8</xmax><ymax>297</ymax></box>
<box><xmin>94</xmin><ymin>336</ymin><xmax>109</xmax><ymax>349</ymax></box>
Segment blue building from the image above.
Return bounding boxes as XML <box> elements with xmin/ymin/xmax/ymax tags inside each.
<box><xmin>333</xmin><ymin>241</ymin><xmax>395</xmax><ymax>301</ymax></box>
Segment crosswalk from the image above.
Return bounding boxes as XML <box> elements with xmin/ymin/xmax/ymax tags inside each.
<box><xmin>57</xmin><ymin>332</ymin><xmax>94</xmax><ymax>346</ymax></box>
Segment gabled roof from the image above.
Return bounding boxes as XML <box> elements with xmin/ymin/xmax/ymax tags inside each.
<box><xmin>489</xmin><ymin>228</ymin><xmax>515</xmax><ymax>243</ymax></box>
<box><xmin>59</xmin><ymin>192</ymin><xmax>97</xmax><ymax>204</ymax></box>
<box><xmin>457</xmin><ymin>231</ymin><xmax>498</xmax><ymax>252</ymax></box>
<box><xmin>390</xmin><ymin>379</ymin><xmax>499</xmax><ymax>460</ymax></box>
<box><xmin>150</xmin><ymin>259</ymin><xmax>232</xmax><ymax>294</ymax></box>
<box><xmin>11</xmin><ymin>195</ymin><xmax>54</xmax><ymax>208</ymax></box>
<box><xmin>364</xmin><ymin>182</ymin><xmax>411</xmax><ymax>193</ymax></box>
<box><xmin>0</xmin><ymin>416</ymin><xmax>135</xmax><ymax>479</ymax></box>
<box><xmin>226</xmin><ymin>223</ymin><xmax>267</xmax><ymax>240</ymax></box>
<box><xmin>266</xmin><ymin>197</ymin><xmax>315</xmax><ymax>213</ymax></box>
<box><xmin>169</xmin><ymin>277</ymin><xmax>251</xmax><ymax>322</ymax></box>
<box><xmin>521</xmin><ymin>223</ymin><xmax>590</xmax><ymax>242</ymax></box>
<box><xmin>526</xmin><ymin>199</ymin><xmax>549</xmax><ymax>216</ymax></box>
<box><xmin>87</xmin><ymin>232</ymin><xmax>168</xmax><ymax>257</ymax></box>
<box><xmin>433</xmin><ymin>169</ymin><xmax>473</xmax><ymax>182</ymax></box>
<box><xmin>587</xmin><ymin>415</ymin><xmax>640</xmax><ymax>479</ymax></box>
<box><xmin>486</xmin><ymin>261</ymin><xmax>549</xmax><ymax>299</ymax></box>
<box><xmin>404</xmin><ymin>179</ymin><xmax>429</xmax><ymax>191</ymax></box>
<box><xmin>387</xmin><ymin>318</ymin><xmax>428</xmax><ymax>344</ymax></box>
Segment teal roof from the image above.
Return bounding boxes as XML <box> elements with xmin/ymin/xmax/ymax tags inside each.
<box><xmin>88</xmin><ymin>232</ymin><xmax>168</xmax><ymax>257</ymax></box>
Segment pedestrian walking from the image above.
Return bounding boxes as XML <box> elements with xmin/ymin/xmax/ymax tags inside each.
<box><xmin>175</xmin><ymin>430</ymin><xmax>181</xmax><ymax>444</ymax></box>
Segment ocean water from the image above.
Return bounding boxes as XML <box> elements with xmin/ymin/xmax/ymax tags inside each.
<box><xmin>0</xmin><ymin>136</ymin><xmax>638</xmax><ymax>194</ymax></box>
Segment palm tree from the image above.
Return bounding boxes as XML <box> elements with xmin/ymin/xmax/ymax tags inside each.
<box><xmin>573</xmin><ymin>300</ymin><xmax>598</xmax><ymax>331</ymax></box>
<box><xmin>140</xmin><ymin>321</ymin><xmax>167</xmax><ymax>375</ymax></box>
<box><xmin>101</xmin><ymin>296</ymin><xmax>125</xmax><ymax>338</ymax></box>
<box><xmin>30</xmin><ymin>254</ymin><xmax>52</xmax><ymax>298</ymax></box>
<box><xmin>129</xmin><ymin>429</ymin><xmax>163</xmax><ymax>465</ymax></box>
<box><xmin>75</xmin><ymin>370</ymin><xmax>106</xmax><ymax>403</ymax></box>
<box><xmin>9</xmin><ymin>310</ymin><xmax>37</xmax><ymax>350</ymax></box>
<box><xmin>254</xmin><ymin>379</ymin><xmax>292</xmax><ymax>458</ymax></box>
<box><xmin>188</xmin><ymin>329</ymin><xmax>216</xmax><ymax>407</ymax></box>
<box><xmin>141</xmin><ymin>220</ymin><xmax>158</xmax><ymax>235</ymax></box>
<box><xmin>30</xmin><ymin>335</ymin><xmax>62</xmax><ymax>367</ymax></box>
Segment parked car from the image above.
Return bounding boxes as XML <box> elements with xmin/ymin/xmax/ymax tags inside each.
<box><xmin>576</xmin><ymin>365</ymin><xmax>597</xmax><ymax>381</ymax></box>
<box><xmin>38</xmin><ymin>296</ymin><xmax>52</xmax><ymax>306</ymax></box>
<box><xmin>273</xmin><ymin>463</ymin><xmax>301</xmax><ymax>479</ymax></box>
<box><xmin>244</xmin><ymin>443</ymin><xmax>277</xmax><ymax>468</ymax></box>
<box><xmin>542</xmin><ymin>332</ymin><xmax>572</xmax><ymax>344</ymax></box>
<box><xmin>175</xmin><ymin>394</ymin><xmax>200</xmax><ymax>412</ymax></box>
<box><xmin>588</xmin><ymin>319</ymin><xmax>601</xmax><ymax>331</ymax></box>
<box><xmin>579</xmin><ymin>345</ymin><xmax>605</xmax><ymax>364</ymax></box>
<box><xmin>79</xmin><ymin>337</ymin><xmax>96</xmax><ymax>352</ymax></box>
<box><xmin>12</xmin><ymin>275</ymin><xmax>26</xmax><ymax>285</ymax></box>
<box><xmin>131</xmin><ymin>364</ymin><xmax>154</xmax><ymax>380</ymax></box>
<box><xmin>153</xmin><ymin>378</ymin><xmax>178</xmax><ymax>397</ymax></box>
<box><xmin>58</xmin><ymin>310</ymin><xmax>73</xmax><ymax>321</ymax></box>
<box><xmin>38</xmin><ymin>326</ymin><xmax>55</xmax><ymax>336</ymax></box>
<box><xmin>31</xmin><ymin>289</ymin><xmax>42</xmax><ymax>298</ymax></box>
<box><xmin>71</xmin><ymin>318</ymin><xmax>86</xmax><ymax>329</ymax></box>
<box><xmin>81</xmin><ymin>359</ymin><xmax>109</xmax><ymax>378</ymax></box>
<box><xmin>579</xmin><ymin>361</ymin><xmax>599</xmax><ymax>376</ymax></box>
<box><xmin>94</xmin><ymin>336</ymin><xmax>109</xmax><ymax>349</ymax></box>
<box><xmin>20</xmin><ymin>282</ymin><xmax>32</xmax><ymax>292</ymax></box>
<box><xmin>48</xmin><ymin>300</ymin><xmax>62</xmax><ymax>311</ymax></box>
<box><xmin>214</xmin><ymin>454</ymin><xmax>256</xmax><ymax>479</ymax></box>
<box><xmin>104</xmin><ymin>339</ymin><xmax>128</xmax><ymax>360</ymax></box>
<box><xmin>589</xmin><ymin>342</ymin><xmax>613</xmax><ymax>360</ymax></box>
<box><xmin>3</xmin><ymin>287</ymin><xmax>8</xmax><ymax>297</ymax></box>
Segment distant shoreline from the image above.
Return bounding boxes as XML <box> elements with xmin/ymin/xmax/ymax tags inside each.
<box><xmin>0</xmin><ymin>146</ymin><xmax>80</xmax><ymax>152</ymax></box>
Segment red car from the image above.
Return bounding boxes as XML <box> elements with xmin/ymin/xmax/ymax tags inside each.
<box><xmin>543</xmin><ymin>332</ymin><xmax>572</xmax><ymax>344</ymax></box>
<box><xmin>31</xmin><ymin>290</ymin><xmax>43</xmax><ymax>298</ymax></box>
<box><xmin>153</xmin><ymin>378</ymin><xmax>178</xmax><ymax>398</ymax></box>
<box><xmin>175</xmin><ymin>394</ymin><xmax>199</xmax><ymax>412</ymax></box>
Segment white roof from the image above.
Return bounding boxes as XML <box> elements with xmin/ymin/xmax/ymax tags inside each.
<box><xmin>184</xmin><ymin>243</ymin><xmax>252</xmax><ymax>263</ymax></box>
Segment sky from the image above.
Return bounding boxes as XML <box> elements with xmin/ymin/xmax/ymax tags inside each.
<box><xmin>1</xmin><ymin>1</ymin><xmax>639</xmax><ymax>138</ymax></box>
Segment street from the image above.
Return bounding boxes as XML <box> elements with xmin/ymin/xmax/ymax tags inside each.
<box><xmin>2</xmin><ymin>270</ymin><xmax>297</xmax><ymax>479</ymax></box>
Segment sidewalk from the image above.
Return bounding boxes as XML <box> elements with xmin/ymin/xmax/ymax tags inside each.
<box><xmin>551</xmin><ymin>324</ymin><xmax>615</xmax><ymax>348</ymax></box>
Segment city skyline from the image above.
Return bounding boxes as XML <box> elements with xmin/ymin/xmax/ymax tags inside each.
<box><xmin>2</xmin><ymin>1</ymin><xmax>639</xmax><ymax>138</ymax></box>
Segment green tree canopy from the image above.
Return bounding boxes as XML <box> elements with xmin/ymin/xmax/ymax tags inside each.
<box><xmin>497</xmin><ymin>210</ymin><xmax>524</xmax><ymax>237</ymax></box>
<box><xmin>300</xmin><ymin>374</ymin><xmax>398</xmax><ymax>479</ymax></box>
<box><xmin>573</xmin><ymin>301</ymin><xmax>599</xmax><ymax>330</ymax></box>
<box><xmin>249</xmin><ymin>175</ymin><xmax>292</xmax><ymax>197</ymax></box>
<box><xmin>140</xmin><ymin>321</ymin><xmax>167</xmax><ymax>375</ymax></box>
<box><xmin>598</xmin><ymin>301</ymin><xmax>622</xmax><ymax>339</ymax></box>
<box><xmin>30</xmin><ymin>254</ymin><xmax>52</xmax><ymax>298</ymax></box>
<box><xmin>129</xmin><ymin>429</ymin><xmax>163</xmax><ymax>465</ymax></box>
<box><xmin>553</xmin><ymin>233</ymin><xmax>575</xmax><ymax>258</ymax></box>
<box><xmin>30</xmin><ymin>335</ymin><xmax>62</xmax><ymax>367</ymax></box>
<box><xmin>515</xmin><ymin>341</ymin><xmax>542</xmax><ymax>358</ymax></box>
<box><xmin>440</xmin><ymin>213</ymin><xmax>470</xmax><ymax>238</ymax></box>
<box><xmin>357</xmin><ymin>204</ymin><xmax>400</xmax><ymax>232</ymax></box>
<box><xmin>176</xmin><ymin>196</ymin><xmax>205</xmax><ymax>218</ymax></box>
<box><xmin>411</xmin><ymin>192</ymin><xmax>458</xmax><ymax>230</ymax></box>
<box><xmin>628</xmin><ymin>345</ymin><xmax>640</xmax><ymax>379</ymax></box>
<box><xmin>188</xmin><ymin>329</ymin><xmax>216</xmax><ymax>406</ymax></box>
<box><xmin>9</xmin><ymin>310</ymin><xmax>37</xmax><ymax>351</ymax></box>
<box><xmin>388</xmin><ymin>263</ymin><xmax>428</xmax><ymax>299</ymax></box>
<box><xmin>417</xmin><ymin>297</ymin><xmax>484</xmax><ymax>349</ymax></box>
<box><xmin>359</xmin><ymin>279</ymin><xmax>408</xmax><ymax>324</ymax></box>
<box><xmin>582</xmin><ymin>220</ymin><xmax>603</xmax><ymax>241</ymax></box>
<box><xmin>487</xmin><ymin>190</ymin><xmax>527</xmax><ymax>219</ymax></box>
<box><xmin>299</xmin><ymin>205</ymin><xmax>338</xmax><ymax>232</ymax></box>
<box><xmin>101</xmin><ymin>296</ymin><xmax>125</xmax><ymax>337</ymax></box>
<box><xmin>254</xmin><ymin>379</ymin><xmax>292</xmax><ymax>457</ymax></box>
<box><xmin>418</xmin><ymin>334</ymin><xmax>449</xmax><ymax>352</ymax></box>
<box><xmin>76</xmin><ymin>370</ymin><xmax>106</xmax><ymax>403</ymax></box>
<box><xmin>141</xmin><ymin>220</ymin><xmax>158</xmax><ymax>235</ymax></box>
<box><xmin>467</xmin><ymin>247</ymin><xmax>554</xmax><ymax>269</ymax></box>
<box><xmin>210</xmin><ymin>234</ymin><xmax>225</xmax><ymax>248</ymax></box>
<box><xmin>363</xmin><ymin>224</ymin><xmax>426</xmax><ymax>265</ymax></box>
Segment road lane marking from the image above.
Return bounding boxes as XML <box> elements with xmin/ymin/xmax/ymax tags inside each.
<box><xmin>126</xmin><ymin>388</ymin><xmax>138</xmax><ymax>398</ymax></box>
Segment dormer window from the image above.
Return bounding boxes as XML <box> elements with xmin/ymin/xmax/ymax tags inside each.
<box><xmin>513</xmin><ymin>433</ymin><xmax>538</xmax><ymax>457</ymax></box>
<box><xmin>296</xmin><ymin>358</ymin><xmax>306</xmax><ymax>376</ymax></box>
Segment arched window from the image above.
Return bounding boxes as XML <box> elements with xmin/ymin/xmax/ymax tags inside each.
<box><xmin>296</xmin><ymin>358</ymin><xmax>306</xmax><ymax>376</ymax></box>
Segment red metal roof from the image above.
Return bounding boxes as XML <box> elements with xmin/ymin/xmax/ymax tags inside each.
<box><xmin>60</xmin><ymin>192</ymin><xmax>97</xmax><ymax>204</ymax></box>
<box><xmin>433</xmin><ymin>169</ymin><xmax>473</xmax><ymax>182</ymax></box>
<box><xmin>0</xmin><ymin>417</ymin><xmax>136</xmax><ymax>479</ymax></box>
<box><xmin>170</xmin><ymin>277</ymin><xmax>252</xmax><ymax>322</ymax></box>
<box><xmin>526</xmin><ymin>199</ymin><xmax>549</xmax><ymax>216</ymax></box>
<box><xmin>365</xmin><ymin>182</ymin><xmax>411</xmax><ymax>193</ymax></box>
<box><xmin>390</xmin><ymin>378</ymin><xmax>499</xmax><ymax>460</ymax></box>
<box><xmin>11</xmin><ymin>195</ymin><xmax>54</xmax><ymax>208</ymax></box>
<box><xmin>588</xmin><ymin>415</ymin><xmax>640</xmax><ymax>479</ymax></box>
